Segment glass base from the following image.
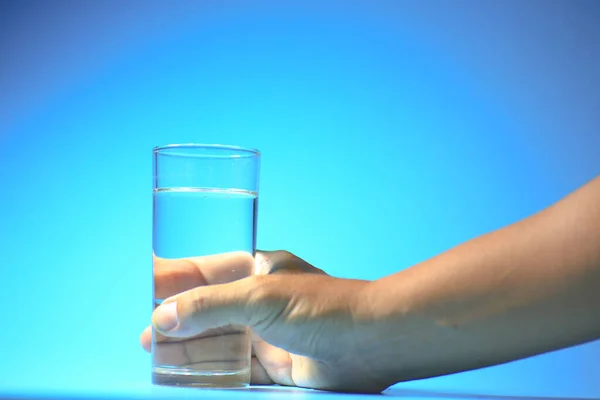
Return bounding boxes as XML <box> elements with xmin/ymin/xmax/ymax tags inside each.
<box><xmin>152</xmin><ymin>367</ymin><xmax>251</xmax><ymax>388</ymax></box>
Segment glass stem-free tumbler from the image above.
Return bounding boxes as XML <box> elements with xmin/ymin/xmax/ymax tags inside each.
<box><xmin>152</xmin><ymin>144</ymin><xmax>260</xmax><ymax>388</ymax></box>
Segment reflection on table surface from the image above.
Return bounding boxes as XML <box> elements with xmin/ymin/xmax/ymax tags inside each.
<box><xmin>1</xmin><ymin>385</ymin><xmax>596</xmax><ymax>400</ymax></box>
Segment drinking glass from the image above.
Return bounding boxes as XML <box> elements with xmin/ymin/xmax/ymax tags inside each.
<box><xmin>152</xmin><ymin>144</ymin><xmax>260</xmax><ymax>387</ymax></box>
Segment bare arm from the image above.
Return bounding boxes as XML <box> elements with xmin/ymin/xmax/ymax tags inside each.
<box><xmin>363</xmin><ymin>175</ymin><xmax>600</xmax><ymax>385</ymax></box>
<box><xmin>146</xmin><ymin>175</ymin><xmax>600</xmax><ymax>393</ymax></box>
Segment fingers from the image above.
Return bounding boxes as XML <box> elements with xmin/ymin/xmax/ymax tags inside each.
<box><xmin>140</xmin><ymin>324</ymin><xmax>249</xmax><ymax>352</ymax></box>
<box><xmin>154</xmin><ymin>250</ymin><xmax>325</xmax><ymax>300</ymax></box>
<box><xmin>140</xmin><ymin>326</ymin><xmax>152</xmax><ymax>352</ymax></box>
<box><xmin>251</xmin><ymin>357</ymin><xmax>273</xmax><ymax>385</ymax></box>
<box><xmin>147</xmin><ymin>250</ymin><xmax>322</xmax><ymax>389</ymax></box>
<box><xmin>251</xmin><ymin>332</ymin><xmax>295</xmax><ymax>386</ymax></box>
<box><xmin>154</xmin><ymin>251</ymin><xmax>254</xmax><ymax>299</ymax></box>
<box><xmin>152</xmin><ymin>277</ymin><xmax>264</xmax><ymax>338</ymax></box>
<box><xmin>153</xmin><ymin>329</ymin><xmax>250</xmax><ymax>366</ymax></box>
<box><xmin>141</xmin><ymin>325</ymin><xmax>288</xmax><ymax>386</ymax></box>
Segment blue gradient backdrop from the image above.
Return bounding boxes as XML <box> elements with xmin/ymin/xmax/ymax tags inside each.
<box><xmin>1</xmin><ymin>0</ymin><xmax>599</xmax><ymax>397</ymax></box>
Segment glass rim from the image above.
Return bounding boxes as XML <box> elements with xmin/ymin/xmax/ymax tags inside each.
<box><xmin>153</xmin><ymin>143</ymin><xmax>261</xmax><ymax>158</ymax></box>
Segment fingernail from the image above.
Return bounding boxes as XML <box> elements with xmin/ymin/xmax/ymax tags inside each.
<box><xmin>153</xmin><ymin>301</ymin><xmax>179</xmax><ymax>332</ymax></box>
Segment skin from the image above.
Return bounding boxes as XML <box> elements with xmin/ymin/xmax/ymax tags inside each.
<box><xmin>141</xmin><ymin>175</ymin><xmax>600</xmax><ymax>393</ymax></box>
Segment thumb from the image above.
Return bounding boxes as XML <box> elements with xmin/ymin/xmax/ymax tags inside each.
<box><xmin>152</xmin><ymin>275</ymin><xmax>284</xmax><ymax>338</ymax></box>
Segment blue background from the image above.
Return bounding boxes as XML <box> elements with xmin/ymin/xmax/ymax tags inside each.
<box><xmin>1</xmin><ymin>0</ymin><xmax>599</xmax><ymax>398</ymax></box>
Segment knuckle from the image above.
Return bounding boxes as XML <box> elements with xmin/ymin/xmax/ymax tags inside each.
<box><xmin>264</xmin><ymin>250</ymin><xmax>300</xmax><ymax>275</ymax></box>
<box><xmin>190</xmin><ymin>290</ymin><xmax>209</xmax><ymax>315</ymax></box>
<box><xmin>256</xmin><ymin>250</ymin><xmax>293</xmax><ymax>274</ymax></box>
<box><xmin>276</xmin><ymin>250</ymin><xmax>296</xmax><ymax>261</ymax></box>
<box><xmin>245</xmin><ymin>275</ymin><xmax>287</xmax><ymax>332</ymax></box>
<box><xmin>247</xmin><ymin>275</ymin><xmax>277</xmax><ymax>302</ymax></box>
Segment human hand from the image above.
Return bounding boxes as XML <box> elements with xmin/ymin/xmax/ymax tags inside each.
<box><xmin>140</xmin><ymin>250</ymin><xmax>385</xmax><ymax>393</ymax></box>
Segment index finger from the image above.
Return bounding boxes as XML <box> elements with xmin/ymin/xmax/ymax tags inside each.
<box><xmin>154</xmin><ymin>251</ymin><xmax>254</xmax><ymax>300</ymax></box>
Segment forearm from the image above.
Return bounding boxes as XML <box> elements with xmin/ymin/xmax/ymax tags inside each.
<box><xmin>360</xmin><ymin>176</ymin><xmax>600</xmax><ymax>386</ymax></box>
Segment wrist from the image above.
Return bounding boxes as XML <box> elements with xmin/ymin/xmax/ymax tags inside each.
<box><xmin>351</xmin><ymin>277</ymin><xmax>417</xmax><ymax>389</ymax></box>
<box><xmin>354</xmin><ymin>272</ymin><xmax>468</xmax><ymax>387</ymax></box>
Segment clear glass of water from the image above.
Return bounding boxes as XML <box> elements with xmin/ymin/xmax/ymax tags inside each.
<box><xmin>152</xmin><ymin>144</ymin><xmax>260</xmax><ymax>388</ymax></box>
